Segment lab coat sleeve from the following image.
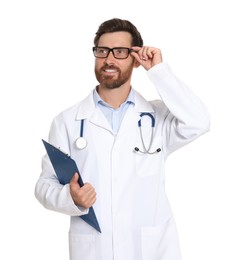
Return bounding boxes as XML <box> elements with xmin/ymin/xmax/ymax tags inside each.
<box><xmin>34</xmin><ymin>116</ymin><xmax>89</xmax><ymax>217</ymax></box>
<box><xmin>147</xmin><ymin>62</ymin><xmax>210</xmax><ymax>156</ymax></box>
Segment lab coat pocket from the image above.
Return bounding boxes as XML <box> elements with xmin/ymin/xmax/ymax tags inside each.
<box><xmin>141</xmin><ymin>219</ymin><xmax>182</xmax><ymax>260</ymax></box>
<box><xmin>135</xmin><ymin>136</ymin><xmax>164</xmax><ymax>177</ymax></box>
<box><xmin>69</xmin><ymin>233</ymin><xmax>95</xmax><ymax>260</ymax></box>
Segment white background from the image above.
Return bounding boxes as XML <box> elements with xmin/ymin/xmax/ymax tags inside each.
<box><xmin>1</xmin><ymin>0</ymin><xmax>244</xmax><ymax>259</ymax></box>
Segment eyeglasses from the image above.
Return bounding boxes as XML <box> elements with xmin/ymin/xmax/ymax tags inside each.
<box><xmin>92</xmin><ymin>46</ymin><xmax>133</xmax><ymax>59</ymax></box>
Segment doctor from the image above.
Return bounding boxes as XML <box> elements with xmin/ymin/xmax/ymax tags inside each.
<box><xmin>35</xmin><ymin>18</ymin><xmax>210</xmax><ymax>260</ymax></box>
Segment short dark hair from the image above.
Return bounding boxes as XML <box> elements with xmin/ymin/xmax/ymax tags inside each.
<box><xmin>94</xmin><ymin>18</ymin><xmax>143</xmax><ymax>47</ymax></box>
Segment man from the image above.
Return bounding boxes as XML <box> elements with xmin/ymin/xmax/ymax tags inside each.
<box><xmin>35</xmin><ymin>18</ymin><xmax>210</xmax><ymax>260</ymax></box>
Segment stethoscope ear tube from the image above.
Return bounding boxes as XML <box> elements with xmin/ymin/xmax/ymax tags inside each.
<box><xmin>134</xmin><ymin>147</ymin><xmax>161</xmax><ymax>154</ymax></box>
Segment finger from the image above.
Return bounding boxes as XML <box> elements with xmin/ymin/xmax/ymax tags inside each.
<box><xmin>80</xmin><ymin>184</ymin><xmax>97</xmax><ymax>208</ymax></box>
<box><xmin>89</xmin><ymin>196</ymin><xmax>97</xmax><ymax>206</ymax></box>
<box><xmin>70</xmin><ymin>172</ymin><xmax>79</xmax><ymax>184</ymax></box>
<box><xmin>131</xmin><ymin>46</ymin><xmax>142</xmax><ymax>51</ymax></box>
<box><xmin>131</xmin><ymin>46</ymin><xmax>145</xmax><ymax>60</ymax></box>
<box><xmin>85</xmin><ymin>189</ymin><xmax>96</xmax><ymax>202</ymax></box>
<box><xmin>145</xmin><ymin>47</ymin><xmax>154</xmax><ymax>59</ymax></box>
<box><xmin>82</xmin><ymin>195</ymin><xmax>96</xmax><ymax>209</ymax></box>
<box><xmin>141</xmin><ymin>46</ymin><xmax>149</xmax><ymax>60</ymax></box>
<box><xmin>82</xmin><ymin>182</ymin><xmax>93</xmax><ymax>191</ymax></box>
<box><xmin>81</xmin><ymin>183</ymin><xmax>96</xmax><ymax>196</ymax></box>
<box><xmin>130</xmin><ymin>51</ymin><xmax>143</xmax><ymax>65</ymax></box>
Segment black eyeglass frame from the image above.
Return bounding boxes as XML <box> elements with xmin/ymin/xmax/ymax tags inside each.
<box><xmin>92</xmin><ymin>46</ymin><xmax>134</xmax><ymax>59</ymax></box>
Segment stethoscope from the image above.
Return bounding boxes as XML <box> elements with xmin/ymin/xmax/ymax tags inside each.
<box><xmin>75</xmin><ymin>113</ymin><xmax>161</xmax><ymax>154</ymax></box>
<box><xmin>75</xmin><ymin>119</ymin><xmax>87</xmax><ymax>149</ymax></box>
<box><xmin>134</xmin><ymin>112</ymin><xmax>161</xmax><ymax>154</ymax></box>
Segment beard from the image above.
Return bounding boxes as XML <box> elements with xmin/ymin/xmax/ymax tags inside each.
<box><xmin>95</xmin><ymin>64</ymin><xmax>133</xmax><ymax>89</ymax></box>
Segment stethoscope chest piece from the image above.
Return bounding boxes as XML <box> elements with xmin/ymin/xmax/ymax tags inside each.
<box><xmin>76</xmin><ymin>119</ymin><xmax>87</xmax><ymax>150</ymax></box>
<box><xmin>75</xmin><ymin>137</ymin><xmax>87</xmax><ymax>150</ymax></box>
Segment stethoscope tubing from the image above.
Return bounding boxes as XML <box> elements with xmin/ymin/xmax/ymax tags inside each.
<box><xmin>135</xmin><ymin>112</ymin><xmax>161</xmax><ymax>154</ymax></box>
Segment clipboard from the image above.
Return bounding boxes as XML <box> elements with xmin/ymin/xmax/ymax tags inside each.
<box><xmin>42</xmin><ymin>139</ymin><xmax>101</xmax><ymax>233</ymax></box>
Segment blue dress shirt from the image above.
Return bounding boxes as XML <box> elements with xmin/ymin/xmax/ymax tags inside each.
<box><xmin>93</xmin><ymin>88</ymin><xmax>135</xmax><ymax>133</ymax></box>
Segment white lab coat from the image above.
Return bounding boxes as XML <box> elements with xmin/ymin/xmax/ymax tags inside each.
<box><xmin>35</xmin><ymin>62</ymin><xmax>210</xmax><ymax>260</ymax></box>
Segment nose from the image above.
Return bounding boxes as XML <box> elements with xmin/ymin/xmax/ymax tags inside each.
<box><xmin>104</xmin><ymin>50</ymin><xmax>116</xmax><ymax>63</ymax></box>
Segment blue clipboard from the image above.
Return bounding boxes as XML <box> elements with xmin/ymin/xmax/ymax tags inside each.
<box><xmin>42</xmin><ymin>139</ymin><xmax>101</xmax><ymax>233</ymax></box>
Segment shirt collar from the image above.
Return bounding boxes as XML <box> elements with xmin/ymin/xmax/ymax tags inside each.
<box><xmin>93</xmin><ymin>87</ymin><xmax>135</xmax><ymax>108</ymax></box>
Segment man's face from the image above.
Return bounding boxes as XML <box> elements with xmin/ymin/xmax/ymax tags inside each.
<box><xmin>94</xmin><ymin>31</ymin><xmax>136</xmax><ymax>89</ymax></box>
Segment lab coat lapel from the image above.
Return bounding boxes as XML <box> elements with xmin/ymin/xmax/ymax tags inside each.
<box><xmin>90</xmin><ymin>110</ymin><xmax>112</xmax><ymax>132</ymax></box>
<box><xmin>76</xmin><ymin>90</ymin><xmax>112</xmax><ymax>132</ymax></box>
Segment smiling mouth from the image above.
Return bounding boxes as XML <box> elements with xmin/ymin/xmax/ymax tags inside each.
<box><xmin>104</xmin><ymin>69</ymin><xmax>117</xmax><ymax>73</ymax></box>
<box><xmin>102</xmin><ymin>69</ymin><xmax>119</xmax><ymax>77</ymax></box>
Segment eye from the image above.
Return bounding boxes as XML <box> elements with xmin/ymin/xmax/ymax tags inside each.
<box><xmin>97</xmin><ymin>48</ymin><xmax>108</xmax><ymax>54</ymax></box>
<box><xmin>114</xmin><ymin>48</ymin><xmax>127</xmax><ymax>55</ymax></box>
